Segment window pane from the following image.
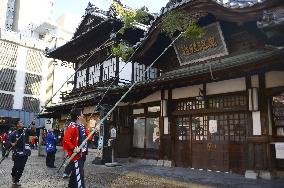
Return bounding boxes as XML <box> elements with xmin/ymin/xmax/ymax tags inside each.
<box><xmin>277</xmin><ymin>128</ymin><xmax>284</xmax><ymax>136</ymax></box>
<box><xmin>146</xmin><ymin>118</ymin><xmax>159</xmax><ymax>149</ymax></box>
<box><xmin>272</xmin><ymin>94</ymin><xmax>284</xmax><ymax>136</ymax></box>
<box><xmin>133</xmin><ymin>118</ymin><xmax>145</xmax><ymax>148</ymax></box>
<box><xmin>133</xmin><ymin>108</ymin><xmax>144</xmax><ymax>114</ymax></box>
<box><xmin>148</xmin><ymin>106</ymin><xmax>160</xmax><ymax>113</ymax></box>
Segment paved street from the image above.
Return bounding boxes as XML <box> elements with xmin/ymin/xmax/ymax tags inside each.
<box><xmin>0</xmin><ymin>148</ymin><xmax>284</xmax><ymax>188</ymax></box>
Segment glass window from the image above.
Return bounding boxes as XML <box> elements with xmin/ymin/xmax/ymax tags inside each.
<box><xmin>146</xmin><ymin>118</ymin><xmax>159</xmax><ymax>149</ymax></box>
<box><xmin>148</xmin><ymin>106</ymin><xmax>160</xmax><ymax>113</ymax></box>
<box><xmin>133</xmin><ymin>108</ymin><xmax>144</xmax><ymax>114</ymax></box>
<box><xmin>272</xmin><ymin>94</ymin><xmax>284</xmax><ymax>136</ymax></box>
<box><xmin>192</xmin><ymin>116</ymin><xmax>208</xmax><ymax>141</ymax></box>
<box><xmin>176</xmin><ymin>99</ymin><xmax>205</xmax><ymax>111</ymax></box>
<box><xmin>176</xmin><ymin>117</ymin><xmax>190</xmax><ymax>141</ymax></box>
<box><xmin>133</xmin><ymin>118</ymin><xmax>145</xmax><ymax>148</ymax></box>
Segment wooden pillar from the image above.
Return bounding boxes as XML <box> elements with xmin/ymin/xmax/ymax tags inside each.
<box><xmin>159</xmin><ymin>89</ymin><xmax>165</xmax><ymax>159</ymax></box>
<box><xmin>246</xmin><ymin>73</ymin><xmax>273</xmax><ymax>179</ymax></box>
<box><xmin>168</xmin><ymin>88</ymin><xmax>175</xmax><ymax>161</ymax></box>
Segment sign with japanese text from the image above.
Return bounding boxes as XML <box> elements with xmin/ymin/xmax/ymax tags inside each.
<box><xmin>174</xmin><ymin>22</ymin><xmax>228</xmax><ymax>65</ymax></box>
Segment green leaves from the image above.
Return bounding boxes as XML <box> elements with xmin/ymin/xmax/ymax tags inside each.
<box><xmin>110</xmin><ymin>1</ymin><xmax>204</xmax><ymax>61</ymax></box>
<box><xmin>161</xmin><ymin>10</ymin><xmax>204</xmax><ymax>39</ymax></box>
<box><xmin>111</xmin><ymin>43</ymin><xmax>134</xmax><ymax>62</ymax></box>
<box><xmin>110</xmin><ymin>1</ymin><xmax>149</xmax><ymax>61</ymax></box>
<box><xmin>111</xmin><ymin>1</ymin><xmax>149</xmax><ymax>34</ymax></box>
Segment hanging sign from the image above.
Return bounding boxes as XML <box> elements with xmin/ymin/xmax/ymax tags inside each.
<box><xmin>209</xmin><ymin>120</ymin><xmax>217</xmax><ymax>134</ymax></box>
<box><xmin>173</xmin><ymin>22</ymin><xmax>228</xmax><ymax>65</ymax></box>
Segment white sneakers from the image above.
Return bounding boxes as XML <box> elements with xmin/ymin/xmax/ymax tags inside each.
<box><xmin>62</xmin><ymin>173</ymin><xmax>69</xmax><ymax>178</ymax></box>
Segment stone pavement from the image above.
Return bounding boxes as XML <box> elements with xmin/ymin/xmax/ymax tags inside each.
<box><xmin>0</xmin><ymin>148</ymin><xmax>284</xmax><ymax>188</ymax></box>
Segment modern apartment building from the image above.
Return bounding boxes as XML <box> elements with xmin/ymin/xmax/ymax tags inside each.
<box><xmin>0</xmin><ymin>0</ymin><xmax>78</xmax><ymax>132</ymax></box>
<box><xmin>0</xmin><ymin>29</ymin><xmax>47</xmax><ymax>130</ymax></box>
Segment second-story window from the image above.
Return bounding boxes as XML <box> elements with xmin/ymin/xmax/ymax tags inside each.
<box><xmin>134</xmin><ymin>63</ymin><xmax>146</xmax><ymax>82</ymax></box>
<box><xmin>133</xmin><ymin>62</ymin><xmax>158</xmax><ymax>82</ymax></box>
<box><xmin>88</xmin><ymin>64</ymin><xmax>100</xmax><ymax>85</ymax></box>
<box><xmin>102</xmin><ymin>58</ymin><xmax>116</xmax><ymax>81</ymax></box>
<box><xmin>76</xmin><ymin>68</ymin><xmax>87</xmax><ymax>88</ymax></box>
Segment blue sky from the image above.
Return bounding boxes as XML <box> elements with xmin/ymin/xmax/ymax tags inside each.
<box><xmin>53</xmin><ymin>0</ymin><xmax>168</xmax><ymax>20</ymax></box>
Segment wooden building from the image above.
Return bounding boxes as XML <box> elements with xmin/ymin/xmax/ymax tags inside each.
<box><xmin>114</xmin><ymin>0</ymin><xmax>284</xmax><ymax>178</ymax></box>
<box><xmin>40</xmin><ymin>4</ymin><xmax>158</xmax><ymax>130</ymax></box>
<box><xmin>41</xmin><ymin>0</ymin><xmax>284</xmax><ymax>178</ymax></box>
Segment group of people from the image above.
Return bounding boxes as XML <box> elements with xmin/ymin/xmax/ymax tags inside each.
<box><xmin>1</xmin><ymin>130</ymin><xmax>11</xmax><ymax>158</ymax></box>
<box><xmin>1</xmin><ymin>108</ymin><xmax>96</xmax><ymax>187</ymax></box>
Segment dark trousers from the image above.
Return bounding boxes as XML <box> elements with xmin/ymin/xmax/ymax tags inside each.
<box><xmin>11</xmin><ymin>155</ymin><xmax>28</xmax><ymax>182</ymax></box>
<box><xmin>65</xmin><ymin>153</ymin><xmax>86</xmax><ymax>175</ymax></box>
<box><xmin>64</xmin><ymin>162</ymin><xmax>72</xmax><ymax>175</ymax></box>
<box><xmin>68</xmin><ymin>159</ymin><xmax>85</xmax><ymax>188</ymax></box>
<box><xmin>46</xmin><ymin>151</ymin><xmax>56</xmax><ymax>167</ymax></box>
<box><xmin>2</xmin><ymin>144</ymin><xmax>7</xmax><ymax>157</ymax></box>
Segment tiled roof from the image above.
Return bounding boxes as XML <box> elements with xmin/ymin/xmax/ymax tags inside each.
<box><xmin>136</xmin><ymin>47</ymin><xmax>284</xmax><ymax>86</ymax></box>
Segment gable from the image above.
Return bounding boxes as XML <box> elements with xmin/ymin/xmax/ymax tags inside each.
<box><xmin>73</xmin><ymin>13</ymin><xmax>106</xmax><ymax>39</ymax></box>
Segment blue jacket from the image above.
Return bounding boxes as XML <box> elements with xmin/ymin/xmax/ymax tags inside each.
<box><xmin>45</xmin><ymin>132</ymin><xmax>57</xmax><ymax>153</ymax></box>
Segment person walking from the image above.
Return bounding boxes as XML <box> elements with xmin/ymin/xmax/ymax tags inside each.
<box><xmin>7</xmin><ymin>120</ymin><xmax>36</xmax><ymax>186</ymax></box>
<box><xmin>45</xmin><ymin>128</ymin><xmax>57</xmax><ymax>168</ymax></box>
<box><xmin>63</xmin><ymin>108</ymin><xmax>87</xmax><ymax>188</ymax></box>
<box><xmin>62</xmin><ymin>112</ymin><xmax>93</xmax><ymax>179</ymax></box>
<box><xmin>1</xmin><ymin>131</ymin><xmax>8</xmax><ymax>157</ymax></box>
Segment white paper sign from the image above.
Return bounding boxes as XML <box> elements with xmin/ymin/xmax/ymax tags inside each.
<box><xmin>110</xmin><ymin>128</ymin><xmax>117</xmax><ymax>138</ymax></box>
<box><xmin>209</xmin><ymin>120</ymin><xmax>217</xmax><ymax>133</ymax></box>
<box><xmin>45</xmin><ymin>118</ymin><xmax>53</xmax><ymax>130</ymax></box>
<box><xmin>275</xmin><ymin>143</ymin><xmax>284</xmax><ymax>159</ymax></box>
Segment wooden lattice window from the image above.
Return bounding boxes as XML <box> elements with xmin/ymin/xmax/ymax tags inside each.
<box><xmin>134</xmin><ymin>62</ymin><xmax>146</xmax><ymax>82</ymax></box>
<box><xmin>208</xmin><ymin>93</ymin><xmax>246</xmax><ymax>109</ymax></box>
<box><xmin>208</xmin><ymin>113</ymin><xmax>247</xmax><ymax>142</ymax></box>
<box><xmin>22</xmin><ymin>97</ymin><xmax>40</xmax><ymax>112</ymax></box>
<box><xmin>24</xmin><ymin>73</ymin><xmax>42</xmax><ymax>95</ymax></box>
<box><xmin>133</xmin><ymin>62</ymin><xmax>158</xmax><ymax>82</ymax></box>
<box><xmin>228</xmin><ymin>113</ymin><xmax>247</xmax><ymax>142</ymax></box>
<box><xmin>192</xmin><ymin>116</ymin><xmax>208</xmax><ymax>141</ymax></box>
<box><xmin>102</xmin><ymin>58</ymin><xmax>116</xmax><ymax>81</ymax></box>
<box><xmin>209</xmin><ymin>114</ymin><xmax>229</xmax><ymax>141</ymax></box>
<box><xmin>0</xmin><ymin>41</ymin><xmax>18</xmax><ymax>67</ymax></box>
<box><xmin>176</xmin><ymin>117</ymin><xmax>190</xmax><ymax>141</ymax></box>
<box><xmin>0</xmin><ymin>67</ymin><xmax>16</xmax><ymax>91</ymax></box>
<box><xmin>0</xmin><ymin>93</ymin><xmax>13</xmax><ymax>109</ymax></box>
<box><xmin>25</xmin><ymin>49</ymin><xmax>43</xmax><ymax>74</ymax></box>
<box><xmin>272</xmin><ymin>94</ymin><xmax>284</xmax><ymax>136</ymax></box>
<box><xmin>176</xmin><ymin>99</ymin><xmax>205</xmax><ymax>111</ymax></box>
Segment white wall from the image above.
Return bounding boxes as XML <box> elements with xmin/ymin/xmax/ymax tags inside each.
<box><xmin>12</xmin><ymin>46</ymin><xmax>27</xmax><ymax>109</ymax></box>
<box><xmin>265</xmin><ymin>71</ymin><xmax>284</xmax><ymax>88</ymax></box>
<box><xmin>172</xmin><ymin>85</ymin><xmax>202</xmax><ymax>99</ymax></box>
<box><xmin>119</xmin><ymin>59</ymin><xmax>132</xmax><ymax>84</ymax></box>
<box><xmin>207</xmin><ymin>77</ymin><xmax>246</xmax><ymax>95</ymax></box>
<box><xmin>52</xmin><ymin>62</ymin><xmax>75</xmax><ymax>103</ymax></box>
<box><xmin>0</xmin><ymin>0</ymin><xmax>8</xmax><ymax>29</ymax></box>
<box><xmin>136</xmin><ymin>91</ymin><xmax>161</xmax><ymax>104</ymax></box>
<box><xmin>39</xmin><ymin>57</ymin><xmax>48</xmax><ymax>109</ymax></box>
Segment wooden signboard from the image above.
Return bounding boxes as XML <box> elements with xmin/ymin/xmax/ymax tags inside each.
<box><xmin>174</xmin><ymin>22</ymin><xmax>228</xmax><ymax>66</ymax></box>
